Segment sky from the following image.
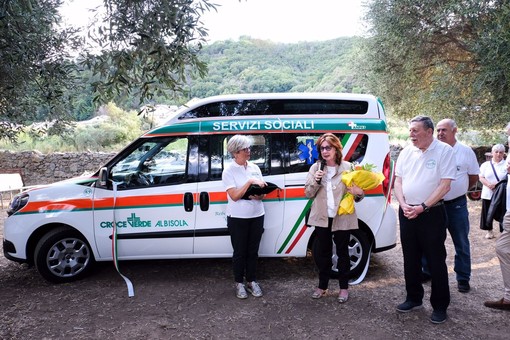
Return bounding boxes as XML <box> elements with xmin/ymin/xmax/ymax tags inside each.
<box><xmin>60</xmin><ymin>0</ymin><xmax>366</xmax><ymax>44</ymax></box>
<box><xmin>201</xmin><ymin>0</ymin><xmax>366</xmax><ymax>43</ymax></box>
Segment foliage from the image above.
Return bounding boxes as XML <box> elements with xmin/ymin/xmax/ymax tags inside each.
<box><xmin>72</xmin><ymin>103</ymin><xmax>144</xmax><ymax>151</ymax></box>
<box><xmin>0</xmin><ymin>0</ymin><xmax>83</xmax><ymax>140</ymax></box>
<box><xmin>360</xmin><ymin>0</ymin><xmax>510</xmax><ymax>131</ymax></box>
<box><xmin>0</xmin><ymin>0</ymin><xmax>216</xmax><ymax>141</ymax></box>
<box><xmin>81</xmin><ymin>0</ymin><xmax>216</xmax><ymax>106</ymax></box>
<box><xmin>0</xmin><ymin>102</ymin><xmax>145</xmax><ymax>152</ymax></box>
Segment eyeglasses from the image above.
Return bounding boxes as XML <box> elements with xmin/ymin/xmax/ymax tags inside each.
<box><xmin>320</xmin><ymin>146</ymin><xmax>333</xmax><ymax>152</ymax></box>
<box><xmin>239</xmin><ymin>147</ymin><xmax>251</xmax><ymax>153</ymax></box>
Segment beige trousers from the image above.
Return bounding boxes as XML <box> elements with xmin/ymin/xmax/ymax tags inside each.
<box><xmin>497</xmin><ymin>212</ymin><xmax>510</xmax><ymax>301</ymax></box>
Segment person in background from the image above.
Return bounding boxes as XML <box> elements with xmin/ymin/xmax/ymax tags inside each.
<box><xmin>394</xmin><ymin>115</ymin><xmax>456</xmax><ymax>324</ymax></box>
<box><xmin>484</xmin><ymin>122</ymin><xmax>510</xmax><ymax>311</ymax></box>
<box><xmin>222</xmin><ymin>135</ymin><xmax>267</xmax><ymax>299</ymax></box>
<box><xmin>305</xmin><ymin>133</ymin><xmax>364</xmax><ymax>303</ymax></box>
<box><xmin>421</xmin><ymin>119</ymin><xmax>479</xmax><ymax>293</ymax></box>
<box><xmin>479</xmin><ymin>144</ymin><xmax>507</xmax><ymax>239</ymax></box>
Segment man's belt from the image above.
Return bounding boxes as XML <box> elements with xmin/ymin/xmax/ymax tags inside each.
<box><xmin>444</xmin><ymin>195</ymin><xmax>465</xmax><ymax>205</ymax></box>
<box><xmin>428</xmin><ymin>200</ymin><xmax>444</xmax><ymax>208</ymax></box>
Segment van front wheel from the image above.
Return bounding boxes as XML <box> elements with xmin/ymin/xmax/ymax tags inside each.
<box><xmin>34</xmin><ymin>227</ymin><xmax>95</xmax><ymax>283</ymax></box>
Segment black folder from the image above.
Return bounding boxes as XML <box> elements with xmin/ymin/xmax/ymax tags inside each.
<box><xmin>241</xmin><ymin>182</ymin><xmax>280</xmax><ymax>200</ymax></box>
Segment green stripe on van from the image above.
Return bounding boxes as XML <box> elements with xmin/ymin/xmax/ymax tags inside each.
<box><xmin>144</xmin><ymin>121</ymin><xmax>202</xmax><ymax>136</ymax></box>
<box><xmin>145</xmin><ymin>118</ymin><xmax>387</xmax><ymax>136</ymax></box>
<box><xmin>277</xmin><ymin>198</ymin><xmax>314</xmax><ymax>254</ymax></box>
<box><xmin>201</xmin><ymin>118</ymin><xmax>387</xmax><ymax>133</ymax></box>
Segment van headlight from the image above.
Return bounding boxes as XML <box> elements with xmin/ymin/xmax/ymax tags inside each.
<box><xmin>7</xmin><ymin>193</ymin><xmax>30</xmax><ymax>216</ymax></box>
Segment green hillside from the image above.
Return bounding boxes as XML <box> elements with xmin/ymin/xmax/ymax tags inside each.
<box><xmin>185</xmin><ymin>37</ymin><xmax>364</xmax><ymax>100</ymax></box>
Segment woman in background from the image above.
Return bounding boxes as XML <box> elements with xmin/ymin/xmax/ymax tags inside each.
<box><xmin>479</xmin><ymin>144</ymin><xmax>507</xmax><ymax>239</ymax></box>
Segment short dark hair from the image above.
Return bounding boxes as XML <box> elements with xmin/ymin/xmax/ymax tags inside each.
<box><xmin>410</xmin><ymin>115</ymin><xmax>434</xmax><ymax>130</ymax></box>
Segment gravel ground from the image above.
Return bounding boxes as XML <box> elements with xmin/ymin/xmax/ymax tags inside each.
<box><xmin>0</xmin><ymin>199</ymin><xmax>509</xmax><ymax>339</ymax></box>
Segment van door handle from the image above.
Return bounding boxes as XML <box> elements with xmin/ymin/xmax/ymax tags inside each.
<box><xmin>199</xmin><ymin>192</ymin><xmax>209</xmax><ymax>211</ymax></box>
<box><xmin>183</xmin><ymin>192</ymin><xmax>194</xmax><ymax>212</ymax></box>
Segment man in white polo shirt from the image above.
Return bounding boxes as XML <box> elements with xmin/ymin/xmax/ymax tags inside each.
<box><xmin>394</xmin><ymin>115</ymin><xmax>456</xmax><ymax>324</ymax></box>
<box><xmin>422</xmin><ymin>119</ymin><xmax>479</xmax><ymax>293</ymax></box>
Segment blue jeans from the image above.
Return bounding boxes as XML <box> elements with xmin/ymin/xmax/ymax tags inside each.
<box><xmin>423</xmin><ymin>195</ymin><xmax>471</xmax><ymax>282</ymax></box>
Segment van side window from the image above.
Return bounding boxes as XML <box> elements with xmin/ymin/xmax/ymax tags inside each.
<box><xmin>110</xmin><ymin>137</ymin><xmax>189</xmax><ymax>188</ymax></box>
<box><xmin>199</xmin><ymin>135</ymin><xmax>271</xmax><ymax>182</ymax></box>
<box><xmin>285</xmin><ymin>133</ymin><xmax>369</xmax><ymax>174</ymax></box>
<box><xmin>180</xmin><ymin>99</ymin><xmax>369</xmax><ymax>118</ymax></box>
<box><xmin>223</xmin><ymin>135</ymin><xmax>269</xmax><ymax>175</ymax></box>
<box><xmin>287</xmin><ymin>134</ymin><xmax>320</xmax><ymax>174</ymax></box>
<box><xmin>199</xmin><ymin>135</ymin><xmax>224</xmax><ymax>181</ymax></box>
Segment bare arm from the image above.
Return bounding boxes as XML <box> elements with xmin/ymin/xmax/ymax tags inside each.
<box><xmin>468</xmin><ymin>174</ymin><xmax>478</xmax><ymax>190</ymax></box>
<box><xmin>423</xmin><ymin>178</ymin><xmax>452</xmax><ymax>207</ymax></box>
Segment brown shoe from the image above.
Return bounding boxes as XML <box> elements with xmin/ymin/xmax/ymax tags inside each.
<box><xmin>484</xmin><ymin>298</ymin><xmax>510</xmax><ymax>310</ymax></box>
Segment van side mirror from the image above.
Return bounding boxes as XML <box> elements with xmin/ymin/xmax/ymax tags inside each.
<box><xmin>98</xmin><ymin>167</ymin><xmax>109</xmax><ymax>187</ymax></box>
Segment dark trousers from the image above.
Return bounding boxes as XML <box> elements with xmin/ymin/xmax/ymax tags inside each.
<box><xmin>480</xmin><ymin>198</ymin><xmax>504</xmax><ymax>232</ymax></box>
<box><xmin>227</xmin><ymin>215</ymin><xmax>264</xmax><ymax>283</ymax></box>
<box><xmin>399</xmin><ymin>205</ymin><xmax>450</xmax><ymax>312</ymax></box>
<box><xmin>314</xmin><ymin>218</ymin><xmax>350</xmax><ymax>290</ymax></box>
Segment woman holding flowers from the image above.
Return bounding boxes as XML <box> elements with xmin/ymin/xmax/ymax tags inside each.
<box><xmin>305</xmin><ymin>133</ymin><xmax>364</xmax><ymax>303</ymax></box>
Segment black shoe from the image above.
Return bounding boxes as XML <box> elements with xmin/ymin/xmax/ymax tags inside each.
<box><xmin>458</xmin><ymin>280</ymin><xmax>470</xmax><ymax>293</ymax></box>
<box><xmin>430</xmin><ymin>310</ymin><xmax>447</xmax><ymax>324</ymax></box>
<box><xmin>396</xmin><ymin>300</ymin><xmax>423</xmax><ymax>313</ymax></box>
<box><xmin>421</xmin><ymin>273</ymin><xmax>431</xmax><ymax>283</ymax></box>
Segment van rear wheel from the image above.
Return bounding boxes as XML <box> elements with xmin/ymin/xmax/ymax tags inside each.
<box><xmin>34</xmin><ymin>227</ymin><xmax>95</xmax><ymax>283</ymax></box>
<box><xmin>312</xmin><ymin>229</ymin><xmax>371</xmax><ymax>283</ymax></box>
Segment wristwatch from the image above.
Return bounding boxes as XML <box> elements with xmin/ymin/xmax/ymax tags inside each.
<box><xmin>420</xmin><ymin>202</ymin><xmax>429</xmax><ymax>212</ymax></box>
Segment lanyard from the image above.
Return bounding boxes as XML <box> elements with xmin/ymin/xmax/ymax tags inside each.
<box><xmin>112</xmin><ymin>181</ymin><xmax>135</xmax><ymax>297</ymax></box>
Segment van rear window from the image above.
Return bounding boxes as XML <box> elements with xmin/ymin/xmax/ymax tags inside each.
<box><xmin>179</xmin><ymin>99</ymin><xmax>369</xmax><ymax>119</ymax></box>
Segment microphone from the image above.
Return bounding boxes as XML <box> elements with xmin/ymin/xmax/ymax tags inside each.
<box><xmin>316</xmin><ymin>159</ymin><xmax>327</xmax><ymax>184</ymax></box>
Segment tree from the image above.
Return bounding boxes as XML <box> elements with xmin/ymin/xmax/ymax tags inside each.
<box><xmin>0</xmin><ymin>0</ymin><xmax>216</xmax><ymax>141</ymax></box>
<box><xmin>0</xmin><ymin>0</ymin><xmax>82</xmax><ymax>140</ymax></box>
<box><xmin>360</xmin><ymin>0</ymin><xmax>510</xmax><ymax>130</ymax></box>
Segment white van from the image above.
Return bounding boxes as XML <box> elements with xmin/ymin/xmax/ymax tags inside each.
<box><xmin>3</xmin><ymin>93</ymin><xmax>397</xmax><ymax>284</ymax></box>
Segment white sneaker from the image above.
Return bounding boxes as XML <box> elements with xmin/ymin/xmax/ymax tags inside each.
<box><xmin>485</xmin><ymin>230</ymin><xmax>495</xmax><ymax>239</ymax></box>
<box><xmin>246</xmin><ymin>281</ymin><xmax>263</xmax><ymax>297</ymax></box>
<box><xmin>235</xmin><ymin>283</ymin><xmax>248</xmax><ymax>299</ymax></box>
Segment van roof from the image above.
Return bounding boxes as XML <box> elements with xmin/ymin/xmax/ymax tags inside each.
<box><xmin>164</xmin><ymin>93</ymin><xmax>383</xmax><ymax>125</ymax></box>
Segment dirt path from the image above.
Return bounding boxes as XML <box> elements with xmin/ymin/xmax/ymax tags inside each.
<box><xmin>0</xmin><ymin>200</ymin><xmax>508</xmax><ymax>339</ymax></box>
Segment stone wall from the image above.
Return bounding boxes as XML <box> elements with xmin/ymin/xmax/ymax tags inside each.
<box><xmin>0</xmin><ymin>144</ymin><xmax>490</xmax><ymax>187</ymax></box>
<box><xmin>0</xmin><ymin>150</ymin><xmax>115</xmax><ymax>187</ymax></box>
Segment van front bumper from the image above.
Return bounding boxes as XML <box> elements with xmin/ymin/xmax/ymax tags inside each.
<box><xmin>2</xmin><ymin>239</ymin><xmax>25</xmax><ymax>263</ymax></box>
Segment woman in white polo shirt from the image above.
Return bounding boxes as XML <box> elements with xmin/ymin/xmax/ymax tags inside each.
<box><xmin>222</xmin><ymin>135</ymin><xmax>267</xmax><ymax>299</ymax></box>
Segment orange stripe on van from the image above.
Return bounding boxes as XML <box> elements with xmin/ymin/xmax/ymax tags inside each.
<box><xmin>21</xmin><ymin>199</ymin><xmax>93</xmax><ymax>214</ymax></box>
<box><xmin>93</xmin><ymin>194</ymin><xmax>185</xmax><ymax>209</ymax></box>
<box><xmin>19</xmin><ymin>185</ymin><xmax>382</xmax><ymax>215</ymax></box>
<box><xmin>285</xmin><ymin>187</ymin><xmax>306</xmax><ymax>199</ymax></box>
<box><xmin>208</xmin><ymin>191</ymin><xmax>228</xmax><ymax>202</ymax></box>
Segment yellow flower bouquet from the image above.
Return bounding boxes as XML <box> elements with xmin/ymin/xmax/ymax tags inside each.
<box><xmin>338</xmin><ymin>163</ymin><xmax>385</xmax><ymax>215</ymax></box>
